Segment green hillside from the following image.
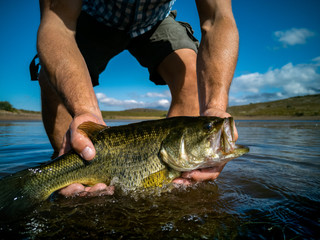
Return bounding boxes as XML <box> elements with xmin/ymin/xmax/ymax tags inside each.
<box><xmin>227</xmin><ymin>94</ymin><xmax>320</xmax><ymax>117</ymax></box>
<box><xmin>101</xmin><ymin>108</ymin><xmax>167</xmax><ymax>119</ymax></box>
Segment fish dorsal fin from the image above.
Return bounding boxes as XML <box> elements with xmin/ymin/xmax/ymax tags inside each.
<box><xmin>78</xmin><ymin>121</ymin><xmax>108</xmax><ymax>140</ymax></box>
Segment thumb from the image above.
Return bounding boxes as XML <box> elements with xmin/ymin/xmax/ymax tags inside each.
<box><xmin>70</xmin><ymin>127</ymin><xmax>96</xmax><ymax>161</ymax></box>
<box><xmin>80</xmin><ymin>145</ymin><xmax>95</xmax><ymax>160</ymax></box>
<box><xmin>66</xmin><ymin>113</ymin><xmax>106</xmax><ymax>161</ymax></box>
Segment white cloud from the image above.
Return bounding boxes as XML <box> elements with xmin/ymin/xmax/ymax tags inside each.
<box><xmin>156</xmin><ymin>99</ymin><xmax>170</xmax><ymax>108</ymax></box>
<box><xmin>96</xmin><ymin>93</ymin><xmax>170</xmax><ymax>110</ymax></box>
<box><xmin>144</xmin><ymin>91</ymin><xmax>171</xmax><ymax>98</ymax></box>
<box><xmin>274</xmin><ymin>28</ymin><xmax>315</xmax><ymax>46</ymax></box>
<box><xmin>96</xmin><ymin>93</ymin><xmax>143</xmax><ymax>107</ymax></box>
<box><xmin>230</xmin><ymin>58</ymin><xmax>320</xmax><ymax>105</ymax></box>
<box><xmin>312</xmin><ymin>56</ymin><xmax>320</xmax><ymax>65</ymax></box>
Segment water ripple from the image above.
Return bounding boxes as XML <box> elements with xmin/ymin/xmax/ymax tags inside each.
<box><xmin>1</xmin><ymin>120</ymin><xmax>319</xmax><ymax>239</ymax></box>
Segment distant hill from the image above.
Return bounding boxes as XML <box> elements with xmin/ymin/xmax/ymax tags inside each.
<box><xmin>227</xmin><ymin>94</ymin><xmax>320</xmax><ymax>117</ymax></box>
<box><xmin>1</xmin><ymin>94</ymin><xmax>319</xmax><ymax>120</ymax></box>
<box><xmin>0</xmin><ymin>101</ymin><xmax>39</xmax><ymax>114</ymax></box>
<box><xmin>101</xmin><ymin>108</ymin><xmax>167</xmax><ymax>119</ymax></box>
<box><xmin>0</xmin><ymin>101</ymin><xmax>41</xmax><ymax>121</ymax></box>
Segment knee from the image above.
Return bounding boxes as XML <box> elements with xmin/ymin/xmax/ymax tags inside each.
<box><xmin>172</xmin><ymin>55</ymin><xmax>198</xmax><ymax>102</ymax></box>
<box><xmin>159</xmin><ymin>49</ymin><xmax>198</xmax><ymax>97</ymax></box>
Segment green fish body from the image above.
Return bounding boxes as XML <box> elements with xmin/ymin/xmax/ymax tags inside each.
<box><xmin>0</xmin><ymin>117</ymin><xmax>249</xmax><ymax>218</ymax></box>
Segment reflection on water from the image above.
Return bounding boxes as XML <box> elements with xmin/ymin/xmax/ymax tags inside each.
<box><xmin>0</xmin><ymin>120</ymin><xmax>319</xmax><ymax>239</ymax></box>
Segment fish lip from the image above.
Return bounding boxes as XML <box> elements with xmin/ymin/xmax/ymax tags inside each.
<box><xmin>210</xmin><ymin>128</ymin><xmax>222</xmax><ymax>153</ymax></box>
<box><xmin>209</xmin><ymin>118</ymin><xmax>235</xmax><ymax>155</ymax></box>
<box><xmin>222</xmin><ymin>118</ymin><xmax>235</xmax><ymax>153</ymax></box>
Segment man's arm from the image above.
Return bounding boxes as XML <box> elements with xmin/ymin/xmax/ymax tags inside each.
<box><xmin>195</xmin><ymin>0</ymin><xmax>239</xmax><ymax>119</ymax></box>
<box><xmin>37</xmin><ymin>0</ymin><xmax>105</xmax><ymax>160</ymax></box>
<box><xmin>176</xmin><ymin>0</ymin><xmax>238</xmax><ymax>183</ymax></box>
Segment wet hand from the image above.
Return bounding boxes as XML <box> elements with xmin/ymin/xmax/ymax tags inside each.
<box><xmin>59</xmin><ymin>183</ymin><xmax>114</xmax><ymax>197</ymax></box>
<box><xmin>173</xmin><ymin>164</ymin><xmax>226</xmax><ymax>185</ymax></box>
<box><xmin>58</xmin><ymin>113</ymin><xmax>112</xmax><ymax>197</ymax></box>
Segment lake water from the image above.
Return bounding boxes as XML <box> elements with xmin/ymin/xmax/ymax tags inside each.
<box><xmin>0</xmin><ymin>119</ymin><xmax>319</xmax><ymax>239</ymax></box>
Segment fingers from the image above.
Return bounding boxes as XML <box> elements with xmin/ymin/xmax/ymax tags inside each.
<box><xmin>181</xmin><ymin>164</ymin><xmax>226</xmax><ymax>182</ymax></box>
<box><xmin>69</xmin><ymin>113</ymin><xmax>105</xmax><ymax>160</ymax></box>
<box><xmin>59</xmin><ymin>183</ymin><xmax>86</xmax><ymax>197</ymax></box>
<box><xmin>70</xmin><ymin>124</ymin><xmax>96</xmax><ymax>160</ymax></box>
<box><xmin>58</xmin><ymin>125</ymin><xmax>95</xmax><ymax>160</ymax></box>
<box><xmin>172</xmin><ymin>178</ymin><xmax>192</xmax><ymax>186</ymax></box>
<box><xmin>85</xmin><ymin>184</ymin><xmax>115</xmax><ymax>197</ymax></box>
<box><xmin>84</xmin><ymin>183</ymin><xmax>109</xmax><ymax>192</ymax></box>
<box><xmin>233</xmin><ymin>123</ymin><xmax>239</xmax><ymax>141</ymax></box>
<box><xmin>58</xmin><ymin>113</ymin><xmax>106</xmax><ymax>160</ymax></box>
<box><xmin>58</xmin><ymin>183</ymin><xmax>114</xmax><ymax>197</ymax></box>
<box><xmin>172</xmin><ymin>163</ymin><xmax>226</xmax><ymax>187</ymax></box>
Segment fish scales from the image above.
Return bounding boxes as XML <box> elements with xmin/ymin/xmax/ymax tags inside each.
<box><xmin>0</xmin><ymin>116</ymin><xmax>249</xmax><ymax>219</ymax></box>
<box><xmin>93</xmin><ymin>121</ymin><xmax>172</xmax><ymax>187</ymax></box>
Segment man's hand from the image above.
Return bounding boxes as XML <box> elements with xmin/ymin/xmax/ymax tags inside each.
<box><xmin>173</xmin><ymin>164</ymin><xmax>227</xmax><ymax>185</ymax></box>
<box><xmin>58</xmin><ymin>113</ymin><xmax>114</xmax><ymax>197</ymax></box>
<box><xmin>58</xmin><ymin>113</ymin><xmax>105</xmax><ymax>159</ymax></box>
<box><xmin>173</xmin><ymin>108</ymin><xmax>238</xmax><ymax>185</ymax></box>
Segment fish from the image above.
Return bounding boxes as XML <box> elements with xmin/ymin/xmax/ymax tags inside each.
<box><xmin>0</xmin><ymin>116</ymin><xmax>249</xmax><ymax>218</ymax></box>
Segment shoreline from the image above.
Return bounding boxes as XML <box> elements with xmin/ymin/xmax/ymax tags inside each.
<box><xmin>0</xmin><ymin>111</ymin><xmax>319</xmax><ymax>121</ymax></box>
<box><xmin>233</xmin><ymin>116</ymin><xmax>320</xmax><ymax>121</ymax></box>
<box><xmin>0</xmin><ymin>111</ymin><xmax>42</xmax><ymax>121</ymax></box>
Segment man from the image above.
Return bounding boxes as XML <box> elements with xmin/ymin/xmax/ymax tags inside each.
<box><xmin>33</xmin><ymin>0</ymin><xmax>239</xmax><ymax>196</ymax></box>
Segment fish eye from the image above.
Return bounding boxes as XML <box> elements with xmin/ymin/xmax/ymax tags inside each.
<box><xmin>204</xmin><ymin>122</ymin><xmax>213</xmax><ymax>131</ymax></box>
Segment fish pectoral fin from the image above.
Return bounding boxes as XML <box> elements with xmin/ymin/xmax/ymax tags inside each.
<box><xmin>142</xmin><ymin>170</ymin><xmax>168</xmax><ymax>188</ymax></box>
<box><xmin>142</xmin><ymin>169</ymin><xmax>179</xmax><ymax>188</ymax></box>
<box><xmin>78</xmin><ymin>121</ymin><xmax>108</xmax><ymax>140</ymax></box>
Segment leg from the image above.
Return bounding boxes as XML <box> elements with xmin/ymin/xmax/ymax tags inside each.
<box><xmin>38</xmin><ymin>69</ymin><xmax>72</xmax><ymax>157</ymax></box>
<box><xmin>157</xmin><ymin>48</ymin><xmax>199</xmax><ymax>117</ymax></box>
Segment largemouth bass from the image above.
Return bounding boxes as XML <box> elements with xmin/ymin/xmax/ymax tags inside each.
<box><xmin>0</xmin><ymin>116</ymin><xmax>248</xmax><ymax>217</ymax></box>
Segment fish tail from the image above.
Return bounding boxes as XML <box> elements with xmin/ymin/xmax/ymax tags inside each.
<box><xmin>0</xmin><ymin>169</ymin><xmax>37</xmax><ymax>222</ymax></box>
<box><xmin>0</xmin><ymin>152</ymin><xmax>91</xmax><ymax>222</ymax></box>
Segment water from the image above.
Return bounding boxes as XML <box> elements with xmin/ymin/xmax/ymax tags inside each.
<box><xmin>0</xmin><ymin>119</ymin><xmax>319</xmax><ymax>239</ymax></box>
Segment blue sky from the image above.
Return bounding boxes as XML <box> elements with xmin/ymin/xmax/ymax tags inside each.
<box><xmin>0</xmin><ymin>0</ymin><xmax>319</xmax><ymax>111</ymax></box>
